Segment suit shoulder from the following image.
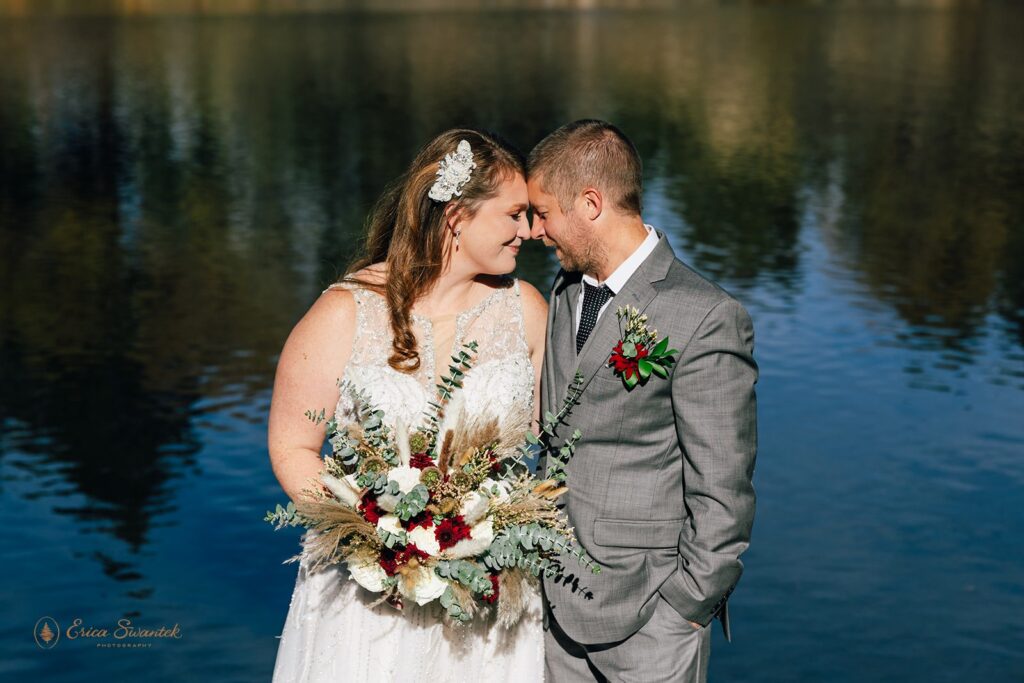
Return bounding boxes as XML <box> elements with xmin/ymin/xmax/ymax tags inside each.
<box><xmin>551</xmin><ymin>267</ymin><xmax>580</xmax><ymax>297</ymax></box>
<box><xmin>663</xmin><ymin>258</ymin><xmax>740</xmax><ymax>311</ymax></box>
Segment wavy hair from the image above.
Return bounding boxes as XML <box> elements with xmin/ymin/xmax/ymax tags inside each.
<box><xmin>340</xmin><ymin>128</ymin><xmax>526</xmax><ymax>373</ymax></box>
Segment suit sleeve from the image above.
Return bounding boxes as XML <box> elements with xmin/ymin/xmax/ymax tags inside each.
<box><xmin>659</xmin><ymin>297</ymin><xmax>758</xmax><ymax>626</ymax></box>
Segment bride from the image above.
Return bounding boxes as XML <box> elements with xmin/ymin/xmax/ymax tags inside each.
<box><xmin>267</xmin><ymin>129</ymin><xmax>549</xmax><ymax>681</ymax></box>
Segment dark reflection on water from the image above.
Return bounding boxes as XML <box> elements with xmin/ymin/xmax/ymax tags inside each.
<box><xmin>1</xmin><ymin>7</ymin><xmax>1022</xmax><ymax>682</ymax></box>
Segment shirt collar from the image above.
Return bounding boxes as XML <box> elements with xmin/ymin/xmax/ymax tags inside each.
<box><xmin>581</xmin><ymin>224</ymin><xmax>659</xmax><ymax>294</ymax></box>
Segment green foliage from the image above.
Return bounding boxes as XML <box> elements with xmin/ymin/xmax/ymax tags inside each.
<box><xmin>356</xmin><ymin>470</ymin><xmax>390</xmax><ymax>492</ymax></box>
<box><xmin>538</xmin><ymin>372</ymin><xmax>585</xmax><ymax>482</ymax></box>
<box><xmin>484</xmin><ymin>523</ymin><xmax>600</xmax><ymax>577</ymax></box>
<box><xmin>483</xmin><ymin>535</ymin><xmax>558</xmax><ymax>579</ymax></box>
<box><xmin>394</xmin><ymin>484</ymin><xmax>429</xmax><ymax>521</ymax></box>
<box><xmin>421</xmin><ymin>340</ymin><xmax>478</xmax><ymax>455</ymax></box>
<box><xmin>264</xmin><ymin>501</ymin><xmax>303</xmax><ymax>529</ymax></box>
<box><xmin>439</xmin><ymin>585</ymin><xmax>470</xmax><ymax>623</ymax></box>
<box><xmin>435</xmin><ymin>559</ymin><xmax>492</xmax><ymax>595</ymax></box>
<box><xmin>377</xmin><ymin>526</ymin><xmax>407</xmax><ymax>549</ymax></box>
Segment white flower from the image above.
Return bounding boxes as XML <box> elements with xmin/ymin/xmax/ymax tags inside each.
<box><xmin>397</xmin><ymin>565</ymin><xmax>448</xmax><ymax>606</ymax></box>
<box><xmin>376</xmin><ymin>514</ymin><xmax>404</xmax><ymax>539</ymax></box>
<box><xmin>445</xmin><ymin>518</ymin><xmax>495</xmax><ymax>560</ymax></box>
<box><xmin>378</xmin><ymin>465</ymin><xmax>423</xmax><ymax>511</ymax></box>
<box><xmin>388</xmin><ymin>465</ymin><xmax>423</xmax><ymax>494</ymax></box>
<box><xmin>407</xmin><ymin>525</ymin><xmax>441</xmax><ymax>557</ymax></box>
<box><xmin>459</xmin><ymin>490</ymin><xmax>489</xmax><ymax>526</ymax></box>
<box><xmin>428</xmin><ymin>139</ymin><xmax>476</xmax><ymax>203</ymax></box>
<box><xmin>348</xmin><ymin>554</ymin><xmax>387</xmax><ymax>593</ymax></box>
<box><xmin>321</xmin><ymin>473</ymin><xmax>362</xmax><ymax>508</ymax></box>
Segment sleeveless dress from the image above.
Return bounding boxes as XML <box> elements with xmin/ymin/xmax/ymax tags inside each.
<box><xmin>272</xmin><ymin>277</ymin><xmax>545</xmax><ymax>683</ymax></box>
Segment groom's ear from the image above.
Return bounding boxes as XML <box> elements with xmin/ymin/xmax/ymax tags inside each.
<box><xmin>581</xmin><ymin>188</ymin><xmax>603</xmax><ymax>221</ymax></box>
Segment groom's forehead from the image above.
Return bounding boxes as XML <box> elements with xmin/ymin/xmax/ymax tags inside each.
<box><xmin>527</xmin><ymin>177</ymin><xmax>553</xmax><ymax>203</ymax></box>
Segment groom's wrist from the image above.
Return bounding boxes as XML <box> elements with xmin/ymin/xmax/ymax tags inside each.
<box><xmin>659</xmin><ymin>569</ymin><xmax>731</xmax><ymax>627</ymax></box>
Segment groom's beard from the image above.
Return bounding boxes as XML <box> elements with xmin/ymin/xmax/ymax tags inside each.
<box><xmin>556</xmin><ymin>213</ymin><xmax>607</xmax><ymax>276</ymax></box>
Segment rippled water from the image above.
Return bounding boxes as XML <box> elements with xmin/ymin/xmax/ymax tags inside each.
<box><xmin>1</xmin><ymin>7</ymin><xmax>1022</xmax><ymax>682</ymax></box>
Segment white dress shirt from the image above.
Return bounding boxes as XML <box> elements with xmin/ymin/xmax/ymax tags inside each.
<box><xmin>574</xmin><ymin>224</ymin><xmax>660</xmax><ymax>336</ymax></box>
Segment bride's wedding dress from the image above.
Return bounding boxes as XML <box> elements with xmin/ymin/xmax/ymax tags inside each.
<box><xmin>272</xmin><ymin>277</ymin><xmax>544</xmax><ymax>682</ymax></box>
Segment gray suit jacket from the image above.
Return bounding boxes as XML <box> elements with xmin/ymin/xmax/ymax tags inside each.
<box><xmin>540</xmin><ymin>231</ymin><xmax>758</xmax><ymax>645</ymax></box>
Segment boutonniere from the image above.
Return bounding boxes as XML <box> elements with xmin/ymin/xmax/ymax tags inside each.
<box><xmin>608</xmin><ymin>306</ymin><xmax>679</xmax><ymax>389</ymax></box>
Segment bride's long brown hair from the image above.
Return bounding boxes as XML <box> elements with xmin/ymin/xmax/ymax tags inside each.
<box><xmin>340</xmin><ymin>128</ymin><xmax>526</xmax><ymax>374</ymax></box>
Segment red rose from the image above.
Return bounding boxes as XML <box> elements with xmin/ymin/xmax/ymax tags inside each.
<box><xmin>410</xmin><ymin>452</ymin><xmax>435</xmax><ymax>470</ymax></box>
<box><xmin>359</xmin><ymin>494</ymin><xmax>383</xmax><ymax>525</ymax></box>
<box><xmin>481</xmin><ymin>573</ymin><xmax>500</xmax><ymax>604</ymax></box>
<box><xmin>378</xmin><ymin>543</ymin><xmax>430</xmax><ymax>576</ymax></box>
<box><xmin>399</xmin><ymin>543</ymin><xmax>430</xmax><ymax>564</ymax></box>
<box><xmin>487</xmin><ymin>450</ymin><xmax>502</xmax><ymax>475</ymax></box>
<box><xmin>378</xmin><ymin>547</ymin><xmax>399</xmax><ymax>575</ymax></box>
<box><xmin>404</xmin><ymin>510</ymin><xmax>435</xmax><ymax>531</ymax></box>
<box><xmin>434</xmin><ymin>515</ymin><xmax>473</xmax><ymax>550</ymax></box>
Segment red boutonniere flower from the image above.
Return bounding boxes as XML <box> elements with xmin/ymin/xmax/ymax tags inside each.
<box><xmin>608</xmin><ymin>306</ymin><xmax>679</xmax><ymax>390</ymax></box>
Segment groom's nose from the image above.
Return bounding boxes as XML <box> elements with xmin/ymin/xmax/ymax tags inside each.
<box><xmin>529</xmin><ymin>216</ymin><xmax>546</xmax><ymax>241</ymax></box>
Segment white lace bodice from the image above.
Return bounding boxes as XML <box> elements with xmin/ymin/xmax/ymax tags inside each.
<box><xmin>322</xmin><ymin>277</ymin><xmax>535</xmax><ymax>433</ymax></box>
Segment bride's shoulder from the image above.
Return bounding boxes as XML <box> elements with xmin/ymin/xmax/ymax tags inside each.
<box><xmin>514</xmin><ymin>278</ymin><xmax>547</xmax><ymax>311</ymax></box>
<box><xmin>315</xmin><ymin>263</ymin><xmax>386</xmax><ymax>321</ymax></box>
<box><xmin>351</xmin><ymin>262</ymin><xmax>388</xmax><ymax>287</ymax></box>
<box><xmin>320</xmin><ymin>263</ymin><xmax>387</xmax><ymax>300</ymax></box>
<box><xmin>330</xmin><ymin>262</ymin><xmax>387</xmax><ymax>290</ymax></box>
<box><xmin>282</xmin><ymin>280</ymin><xmax>359</xmax><ymax>369</ymax></box>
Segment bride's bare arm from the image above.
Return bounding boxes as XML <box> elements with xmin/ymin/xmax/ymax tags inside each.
<box><xmin>268</xmin><ymin>288</ymin><xmax>357</xmax><ymax>503</ymax></box>
<box><xmin>519</xmin><ymin>280</ymin><xmax>549</xmax><ymax>432</ymax></box>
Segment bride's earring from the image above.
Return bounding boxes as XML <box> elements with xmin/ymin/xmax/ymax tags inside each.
<box><xmin>454</xmin><ymin>229</ymin><xmax>461</xmax><ymax>249</ymax></box>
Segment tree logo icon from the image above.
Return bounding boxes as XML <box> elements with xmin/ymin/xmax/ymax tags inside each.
<box><xmin>34</xmin><ymin>617</ymin><xmax>60</xmax><ymax>650</ymax></box>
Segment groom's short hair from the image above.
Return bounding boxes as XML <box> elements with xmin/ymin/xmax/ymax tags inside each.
<box><xmin>528</xmin><ymin>119</ymin><xmax>642</xmax><ymax>216</ymax></box>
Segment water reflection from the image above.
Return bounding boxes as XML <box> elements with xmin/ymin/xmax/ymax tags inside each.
<box><xmin>0</xmin><ymin>5</ymin><xmax>1022</xmax><ymax>680</ymax></box>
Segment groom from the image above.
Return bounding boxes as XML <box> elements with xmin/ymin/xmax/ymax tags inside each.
<box><xmin>529</xmin><ymin>120</ymin><xmax>758</xmax><ymax>682</ymax></box>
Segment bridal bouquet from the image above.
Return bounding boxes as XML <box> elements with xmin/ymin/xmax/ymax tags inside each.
<box><xmin>266</xmin><ymin>341</ymin><xmax>597</xmax><ymax>625</ymax></box>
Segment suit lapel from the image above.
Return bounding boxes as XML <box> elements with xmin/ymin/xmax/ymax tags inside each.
<box><xmin>562</xmin><ymin>277</ymin><xmax>581</xmax><ymax>361</ymax></box>
<box><xmin>571</xmin><ymin>279</ymin><xmax>656</xmax><ymax>396</ymax></box>
<box><xmin>551</xmin><ymin>274</ymin><xmax>580</xmax><ymax>403</ymax></box>
<box><xmin>569</xmin><ymin>233</ymin><xmax>677</xmax><ymax>399</ymax></box>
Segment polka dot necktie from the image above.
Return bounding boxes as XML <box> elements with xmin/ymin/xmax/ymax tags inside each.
<box><xmin>576</xmin><ymin>282</ymin><xmax>614</xmax><ymax>354</ymax></box>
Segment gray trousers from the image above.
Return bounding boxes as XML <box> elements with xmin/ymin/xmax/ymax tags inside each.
<box><xmin>544</xmin><ymin>597</ymin><xmax>712</xmax><ymax>683</ymax></box>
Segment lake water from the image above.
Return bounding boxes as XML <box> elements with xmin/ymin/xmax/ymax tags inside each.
<box><xmin>1</xmin><ymin>6</ymin><xmax>1022</xmax><ymax>682</ymax></box>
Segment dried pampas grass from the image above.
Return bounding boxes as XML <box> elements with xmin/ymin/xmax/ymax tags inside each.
<box><xmin>289</xmin><ymin>493</ymin><xmax>379</xmax><ymax>574</ymax></box>
<box><xmin>496</xmin><ymin>569</ymin><xmax>534</xmax><ymax>629</ymax></box>
<box><xmin>444</xmin><ymin>404</ymin><xmax>531</xmax><ymax>467</ymax></box>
